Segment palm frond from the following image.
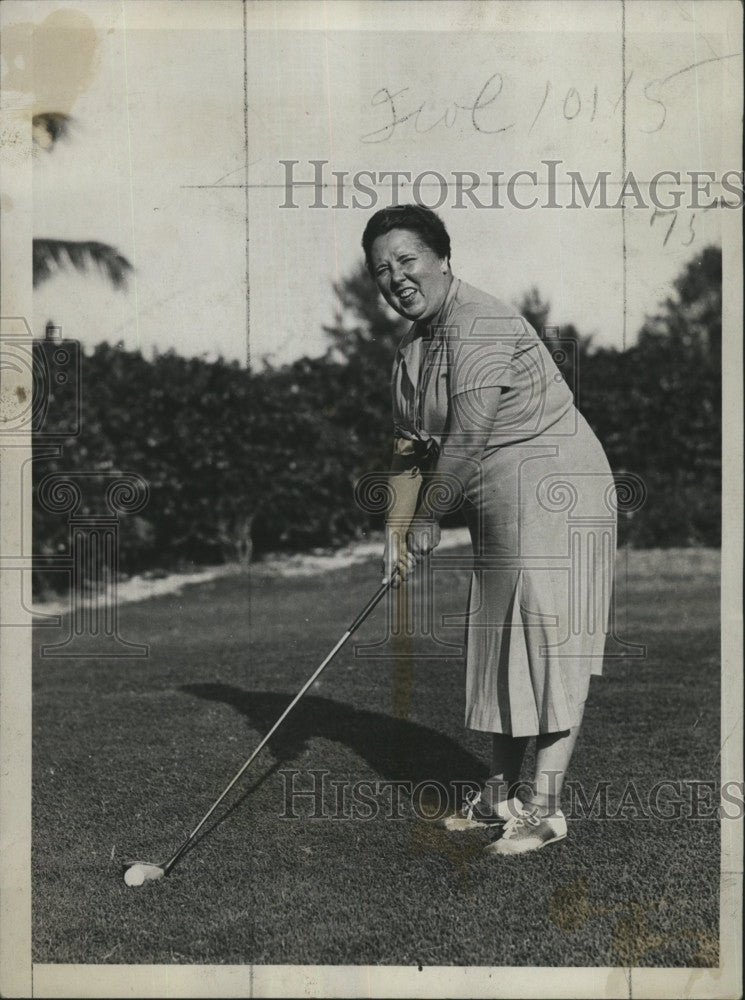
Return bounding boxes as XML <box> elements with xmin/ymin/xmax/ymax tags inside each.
<box><xmin>32</xmin><ymin>112</ymin><xmax>74</xmax><ymax>151</ymax></box>
<box><xmin>33</xmin><ymin>239</ymin><xmax>133</xmax><ymax>289</ymax></box>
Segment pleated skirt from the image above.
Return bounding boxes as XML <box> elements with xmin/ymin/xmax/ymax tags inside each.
<box><xmin>462</xmin><ymin>409</ymin><xmax>616</xmax><ymax>737</ymax></box>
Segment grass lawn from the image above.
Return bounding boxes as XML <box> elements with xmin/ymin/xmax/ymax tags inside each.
<box><xmin>32</xmin><ymin>547</ymin><xmax>721</xmax><ymax>966</ymax></box>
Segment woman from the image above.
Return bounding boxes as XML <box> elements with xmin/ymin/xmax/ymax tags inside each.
<box><xmin>362</xmin><ymin>204</ymin><xmax>616</xmax><ymax>856</ymax></box>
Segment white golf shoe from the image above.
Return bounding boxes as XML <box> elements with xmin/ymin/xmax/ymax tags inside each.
<box><xmin>484</xmin><ymin>807</ymin><xmax>567</xmax><ymax>855</ymax></box>
<box><xmin>437</xmin><ymin>790</ymin><xmax>525</xmax><ymax>831</ymax></box>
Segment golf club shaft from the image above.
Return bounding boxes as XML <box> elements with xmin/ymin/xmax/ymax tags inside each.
<box><xmin>164</xmin><ymin>573</ymin><xmax>396</xmax><ymax>872</ymax></box>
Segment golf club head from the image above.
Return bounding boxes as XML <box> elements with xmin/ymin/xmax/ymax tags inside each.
<box><xmin>123</xmin><ymin>861</ymin><xmax>166</xmax><ymax>886</ymax></box>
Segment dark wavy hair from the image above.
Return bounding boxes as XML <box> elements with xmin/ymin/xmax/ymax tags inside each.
<box><xmin>362</xmin><ymin>204</ymin><xmax>451</xmax><ymax>272</ymax></box>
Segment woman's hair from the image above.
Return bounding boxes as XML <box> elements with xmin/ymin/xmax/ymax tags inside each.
<box><xmin>362</xmin><ymin>204</ymin><xmax>451</xmax><ymax>271</ymax></box>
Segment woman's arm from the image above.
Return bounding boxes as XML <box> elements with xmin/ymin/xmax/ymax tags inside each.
<box><xmin>406</xmin><ymin>384</ymin><xmax>504</xmax><ymax>561</ymax></box>
<box><xmin>383</xmin><ymin>439</ymin><xmax>426</xmax><ymax>583</ymax></box>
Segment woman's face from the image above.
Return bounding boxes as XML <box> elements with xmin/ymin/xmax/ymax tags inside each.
<box><xmin>369</xmin><ymin>229</ymin><xmax>451</xmax><ymax>322</ymax></box>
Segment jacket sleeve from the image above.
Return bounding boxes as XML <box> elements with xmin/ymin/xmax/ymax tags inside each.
<box><xmin>448</xmin><ymin>306</ymin><xmax>520</xmax><ymax>398</ymax></box>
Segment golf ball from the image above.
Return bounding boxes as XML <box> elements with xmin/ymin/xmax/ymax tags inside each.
<box><xmin>124</xmin><ymin>865</ymin><xmax>146</xmax><ymax>887</ymax></box>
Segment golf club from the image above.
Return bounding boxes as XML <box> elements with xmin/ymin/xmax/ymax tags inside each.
<box><xmin>123</xmin><ymin>570</ymin><xmax>398</xmax><ymax>886</ymax></box>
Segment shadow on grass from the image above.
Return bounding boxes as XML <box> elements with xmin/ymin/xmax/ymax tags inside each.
<box><xmin>181</xmin><ymin>682</ymin><xmax>485</xmax><ymax>795</ymax></box>
<box><xmin>168</xmin><ymin>683</ymin><xmax>487</xmax><ymax>868</ymax></box>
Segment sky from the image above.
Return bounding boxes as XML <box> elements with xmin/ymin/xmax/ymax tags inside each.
<box><xmin>5</xmin><ymin>0</ymin><xmax>741</xmax><ymax>366</ymax></box>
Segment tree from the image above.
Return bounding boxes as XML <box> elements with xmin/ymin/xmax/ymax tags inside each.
<box><xmin>515</xmin><ymin>287</ymin><xmax>595</xmax><ymax>400</ymax></box>
<box><xmin>320</xmin><ymin>262</ymin><xmax>406</xmax><ymax>477</ymax></box>
<box><xmin>323</xmin><ymin>260</ymin><xmax>406</xmax><ymax>365</ymax></box>
<box><xmin>32</xmin><ymin>113</ymin><xmax>132</xmax><ymax>292</ymax></box>
<box><xmin>517</xmin><ymin>286</ymin><xmax>551</xmax><ymax>337</ymax></box>
<box><xmin>603</xmin><ymin>246</ymin><xmax>722</xmax><ymax>546</ymax></box>
<box><xmin>637</xmin><ymin>245</ymin><xmax>721</xmax><ymax>363</ymax></box>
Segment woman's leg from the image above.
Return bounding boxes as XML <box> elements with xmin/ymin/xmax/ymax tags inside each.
<box><xmin>527</xmin><ymin>700</ymin><xmax>586</xmax><ymax>815</ymax></box>
<box><xmin>481</xmin><ymin>733</ymin><xmax>529</xmax><ymax>809</ymax></box>
<box><xmin>440</xmin><ymin>732</ymin><xmax>528</xmax><ymax>829</ymax></box>
<box><xmin>484</xmin><ymin>705</ymin><xmax>587</xmax><ymax>854</ymax></box>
